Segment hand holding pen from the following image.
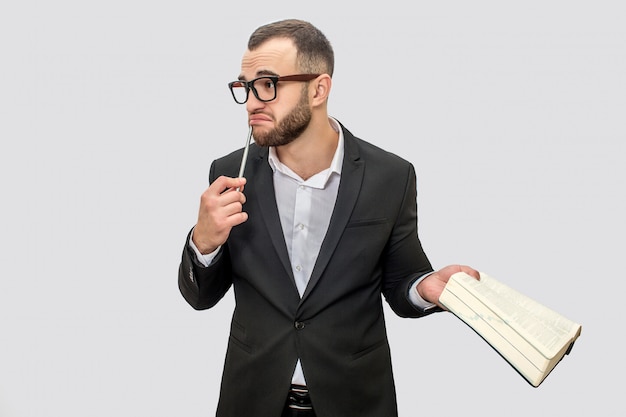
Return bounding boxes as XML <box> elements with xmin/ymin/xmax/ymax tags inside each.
<box><xmin>191</xmin><ymin>126</ymin><xmax>252</xmax><ymax>254</ymax></box>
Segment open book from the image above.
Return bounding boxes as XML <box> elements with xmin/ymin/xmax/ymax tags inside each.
<box><xmin>439</xmin><ymin>272</ymin><xmax>582</xmax><ymax>387</ymax></box>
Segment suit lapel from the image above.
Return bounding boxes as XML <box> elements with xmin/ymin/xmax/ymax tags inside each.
<box><xmin>252</xmin><ymin>147</ymin><xmax>297</xmax><ymax>287</ymax></box>
<box><xmin>300</xmin><ymin>129</ymin><xmax>364</xmax><ymax>303</ymax></box>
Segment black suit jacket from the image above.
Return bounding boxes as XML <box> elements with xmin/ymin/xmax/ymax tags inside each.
<box><xmin>179</xmin><ymin>122</ymin><xmax>435</xmax><ymax>417</ymax></box>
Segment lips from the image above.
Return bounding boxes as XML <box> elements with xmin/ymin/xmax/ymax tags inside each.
<box><xmin>249</xmin><ymin>113</ymin><xmax>273</xmax><ymax>125</ymax></box>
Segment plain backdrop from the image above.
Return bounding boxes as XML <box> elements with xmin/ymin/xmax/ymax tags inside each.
<box><xmin>1</xmin><ymin>1</ymin><xmax>624</xmax><ymax>416</ymax></box>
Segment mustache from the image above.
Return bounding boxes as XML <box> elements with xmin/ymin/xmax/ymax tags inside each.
<box><xmin>250</xmin><ymin>110</ymin><xmax>273</xmax><ymax>117</ymax></box>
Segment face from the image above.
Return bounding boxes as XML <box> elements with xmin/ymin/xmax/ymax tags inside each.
<box><xmin>239</xmin><ymin>38</ymin><xmax>312</xmax><ymax>147</ymax></box>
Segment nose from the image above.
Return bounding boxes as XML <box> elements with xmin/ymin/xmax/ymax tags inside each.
<box><xmin>245</xmin><ymin>90</ymin><xmax>265</xmax><ymax>113</ymax></box>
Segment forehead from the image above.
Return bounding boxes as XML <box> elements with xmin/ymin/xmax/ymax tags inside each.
<box><xmin>240</xmin><ymin>37</ymin><xmax>298</xmax><ymax>78</ymax></box>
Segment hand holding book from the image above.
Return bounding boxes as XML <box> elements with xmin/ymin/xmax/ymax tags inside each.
<box><xmin>416</xmin><ymin>264</ymin><xmax>480</xmax><ymax>309</ymax></box>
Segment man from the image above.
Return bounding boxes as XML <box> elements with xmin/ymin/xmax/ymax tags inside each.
<box><xmin>178</xmin><ymin>18</ymin><xmax>479</xmax><ymax>417</ymax></box>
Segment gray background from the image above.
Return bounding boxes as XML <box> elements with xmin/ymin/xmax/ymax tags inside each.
<box><xmin>2</xmin><ymin>1</ymin><xmax>624</xmax><ymax>416</ymax></box>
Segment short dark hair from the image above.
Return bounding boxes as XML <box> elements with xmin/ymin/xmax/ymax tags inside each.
<box><xmin>248</xmin><ymin>19</ymin><xmax>334</xmax><ymax>76</ymax></box>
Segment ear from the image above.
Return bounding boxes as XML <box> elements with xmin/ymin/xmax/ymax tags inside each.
<box><xmin>310</xmin><ymin>74</ymin><xmax>332</xmax><ymax>106</ymax></box>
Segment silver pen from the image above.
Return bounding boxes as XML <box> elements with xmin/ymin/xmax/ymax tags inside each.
<box><xmin>236</xmin><ymin>125</ymin><xmax>253</xmax><ymax>191</ymax></box>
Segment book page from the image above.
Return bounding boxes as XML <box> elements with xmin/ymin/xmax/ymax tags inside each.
<box><xmin>440</xmin><ymin>285</ymin><xmax>545</xmax><ymax>386</ymax></box>
<box><xmin>442</xmin><ymin>277</ymin><xmax>550</xmax><ymax>370</ymax></box>
<box><xmin>451</xmin><ymin>272</ymin><xmax>581</xmax><ymax>359</ymax></box>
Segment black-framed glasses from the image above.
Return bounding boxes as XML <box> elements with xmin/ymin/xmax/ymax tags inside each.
<box><xmin>228</xmin><ymin>74</ymin><xmax>320</xmax><ymax>104</ymax></box>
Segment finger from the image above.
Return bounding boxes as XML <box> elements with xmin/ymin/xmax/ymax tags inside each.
<box><xmin>214</xmin><ymin>186</ymin><xmax>248</xmax><ymax>219</ymax></box>
<box><xmin>201</xmin><ymin>184</ymin><xmax>246</xmax><ymax>214</ymax></box>
<box><xmin>223</xmin><ymin>210</ymin><xmax>248</xmax><ymax>227</ymax></box>
<box><xmin>220</xmin><ymin>198</ymin><xmax>245</xmax><ymax>218</ymax></box>
<box><xmin>213</xmin><ymin>176</ymin><xmax>246</xmax><ymax>194</ymax></box>
<box><xmin>458</xmin><ymin>265</ymin><xmax>480</xmax><ymax>280</ymax></box>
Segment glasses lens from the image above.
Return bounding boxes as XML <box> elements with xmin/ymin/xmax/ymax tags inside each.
<box><xmin>252</xmin><ymin>77</ymin><xmax>276</xmax><ymax>102</ymax></box>
<box><xmin>229</xmin><ymin>81</ymin><xmax>248</xmax><ymax>104</ymax></box>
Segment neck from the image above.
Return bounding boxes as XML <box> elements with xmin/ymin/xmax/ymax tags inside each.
<box><xmin>275</xmin><ymin>116</ymin><xmax>338</xmax><ymax>180</ymax></box>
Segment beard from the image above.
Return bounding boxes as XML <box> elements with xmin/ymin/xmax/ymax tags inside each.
<box><xmin>252</xmin><ymin>90</ymin><xmax>312</xmax><ymax>147</ymax></box>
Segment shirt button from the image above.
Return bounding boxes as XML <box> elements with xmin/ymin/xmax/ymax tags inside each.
<box><xmin>298</xmin><ymin>223</ymin><xmax>305</xmax><ymax>230</ymax></box>
<box><xmin>295</xmin><ymin>321</ymin><xmax>306</xmax><ymax>330</ymax></box>
<box><xmin>295</xmin><ymin>265</ymin><xmax>302</xmax><ymax>272</ymax></box>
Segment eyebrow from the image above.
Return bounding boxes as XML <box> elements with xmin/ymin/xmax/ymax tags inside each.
<box><xmin>237</xmin><ymin>69</ymin><xmax>280</xmax><ymax>81</ymax></box>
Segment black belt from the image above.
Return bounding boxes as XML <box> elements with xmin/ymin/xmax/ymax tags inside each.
<box><xmin>287</xmin><ymin>385</ymin><xmax>313</xmax><ymax>410</ymax></box>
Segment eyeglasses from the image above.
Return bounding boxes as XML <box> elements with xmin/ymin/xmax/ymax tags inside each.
<box><xmin>228</xmin><ymin>74</ymin><xmax>320</xmax><ymax>104</ymax></box>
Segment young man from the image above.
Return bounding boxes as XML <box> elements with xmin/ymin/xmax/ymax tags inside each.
<box><xmin>178</xmin><ymin>18</ymin><xmax>479</xmax><ymax>417</ymax></box>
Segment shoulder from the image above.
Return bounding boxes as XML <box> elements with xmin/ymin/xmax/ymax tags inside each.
<box><xmin>339</xmin><ymin>121</ymin><xmax>414</xmax><ymax>173</ymax></box>
<box><xmin>209</xmin><ymin>144</ymin><xmax>266</xmax><ymax>181</ymax></box>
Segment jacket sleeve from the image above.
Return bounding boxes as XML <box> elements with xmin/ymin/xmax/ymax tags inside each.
<box><xmin>381</xmin><ymin>163</ymin><xmax>439</xmax><ymax>318</ymax></box>
<box><xmin>178</xmin><ymin>228</ymin><xmax>233</xmax><ymax>310</ymax></box>
<box><xmin>178</xmin><ymin>159</ymin><xmax>237</xmax><ymax>310</ymax></box>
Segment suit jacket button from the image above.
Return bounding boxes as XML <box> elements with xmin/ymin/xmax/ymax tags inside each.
<box><xmin>295</xmin><ymin>321</ymin><xmax>305</xmax><ymax>330</ymax></box>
